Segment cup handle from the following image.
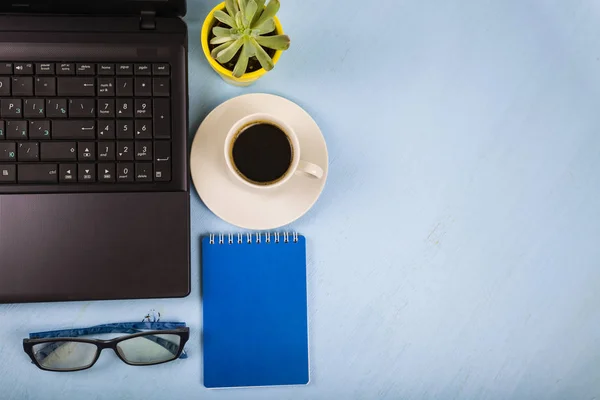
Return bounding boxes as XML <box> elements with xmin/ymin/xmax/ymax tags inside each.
<box><xmin>296</xmin><ymin>160</ymin><xmax>324</xmax><ymax>180</ymax></box>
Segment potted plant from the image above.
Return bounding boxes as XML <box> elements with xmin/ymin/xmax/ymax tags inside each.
<box><xmin>201</xmin><ymin>0</ymin><xmax>291</xmax><ymax>86</ymax></box>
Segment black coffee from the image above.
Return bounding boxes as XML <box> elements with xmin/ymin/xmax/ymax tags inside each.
<box><xmin>231</xmin><ymin>122</ymin><xmax>293</xmax><ymax>185</ymax></box>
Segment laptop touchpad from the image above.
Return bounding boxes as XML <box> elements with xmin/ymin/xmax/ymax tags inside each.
<box><xmin>0</xmin><ymin>192</ymin><xmax>189</xmax><ymax>302</ymax></box>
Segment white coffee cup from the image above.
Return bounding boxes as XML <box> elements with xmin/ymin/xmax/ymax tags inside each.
<box><xmin>224</xmin><ymin>113</ymin><xmax>324</xmax><ymax>190</ymax></box>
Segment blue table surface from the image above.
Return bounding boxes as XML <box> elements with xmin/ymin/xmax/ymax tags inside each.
<box><xmin>2</xmin><ymin>0</ymin><xmax>600</xmax><ymax>399</ymax></box>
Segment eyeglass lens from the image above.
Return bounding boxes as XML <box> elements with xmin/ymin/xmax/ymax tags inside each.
<box><xmin>117</xmin><ymin>334</ymin><xmax>182</xmax><ymax>365</ymax></box>
<box><xmin>32</xmin><ymin>341</ymin><xmax>98</xmax><ymax>371</ymax></box>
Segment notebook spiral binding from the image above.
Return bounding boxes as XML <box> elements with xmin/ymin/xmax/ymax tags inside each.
<box><xmin>208</xmin><ymin>232</ymin><xmax>300</xmax><ymax>245</ymax></box>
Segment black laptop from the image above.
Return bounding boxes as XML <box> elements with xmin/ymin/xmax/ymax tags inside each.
<box><xmin>0</xmin><ymin>0</ymin><xmax>190</xmax><ymax>303</ymax></box>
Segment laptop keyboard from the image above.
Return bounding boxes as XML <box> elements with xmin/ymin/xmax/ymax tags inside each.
<box><xmin>0</xmin><ymin>62</ymin><xmax>172</xmax><ymax>185</ymax></box>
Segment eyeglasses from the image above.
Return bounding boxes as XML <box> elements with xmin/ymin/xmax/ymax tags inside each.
<box><xmin>23</xmin><ymin>322</ymin><xmax>189</xmax><ymax>372</ymax></box>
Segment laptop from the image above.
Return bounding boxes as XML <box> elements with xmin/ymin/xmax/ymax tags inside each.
<box><xmin>0</xmin><ymin>0</ymin><xmax>190</xmax><ymax>303</ymax></box>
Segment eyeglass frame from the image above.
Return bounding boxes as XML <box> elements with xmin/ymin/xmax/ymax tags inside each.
<box><xmin>23</xmin><ymin>322</ymin><xmax>190</xmax><ymax>372</ymax></box>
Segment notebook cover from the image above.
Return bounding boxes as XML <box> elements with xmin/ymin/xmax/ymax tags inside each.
<box><xmin>202</xmin><ymin>234</ymin><xmax>309</xmax><ymax>388</ymax></box>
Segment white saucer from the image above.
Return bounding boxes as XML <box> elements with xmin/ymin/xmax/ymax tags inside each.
<box><xmin>190</xmin><ymin>93</ymin><xmax>329</xmax><ymax>230</ymax></box>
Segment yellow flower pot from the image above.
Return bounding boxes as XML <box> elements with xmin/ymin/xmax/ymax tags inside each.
<box><xmin>201</xmin><ymin>2</ymin><xmax>284</xmax><ymax>87</ymax></box>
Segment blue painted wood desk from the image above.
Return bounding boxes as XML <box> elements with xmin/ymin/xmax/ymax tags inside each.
<box><xmin>1</xmin><ymin>0</ymin><xmax>600</xmax><ymax>398</ymax></box>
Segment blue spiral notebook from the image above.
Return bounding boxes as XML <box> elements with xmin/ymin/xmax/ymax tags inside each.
<box><xmin>202</xmin><ymin>232</ymin><xmax>309</xmax><ymax>389</ymax></box>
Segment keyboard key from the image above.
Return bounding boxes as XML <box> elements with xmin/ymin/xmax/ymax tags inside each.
<box><xmin>29</xmin><ymin>121</ymin><xmax>51</xmax><ymax>140</ymax></box>
<box><xmin>98</xmin><ymin>121</ymin><xmax>115</xmax><ymax>139</ymax></box>
<box><xmin>76</xmin><ymin>63</ymin><xmax>95</xmax><ymax>75</ymax></box>
<box><xmin>56</xmin><ymin>63</ymin><xmax>75</xmax><ymax>75</ymax></box>
<box><xmin>117</xmin><ymin>162</ymin><xmax>134</xmax><ymax>182</ymax></box>
<box><xmin>154</xmin><ymin>141</ymin><xmax>171</xmax><ymax>182</ymax></box>
<box><xmin>24</xmin><ymin>99</ymin><xmax>45</xmax><ymax>118</ymax></box>
<box><xmin>78</xmin><ymin>142</ymin><xmax>95</xmax><ymax>161</ymax></box>
<box><xmin>69</xmin><ymin>99</ymin><xmax>96</xmax><ymax>118</ymax></box>
<box><xmin>0</xmin><ymin>121</ymin><xmax>4</xmax><ymax>139</ymax></box>
<box><xmin>18</xmin><ymin>164</ymin><xmax>58</xmax><ymax>183</ymax></box>
<box><xmin>52</xmin><ymin>120</ymin><xmax>95</xmax><ymax>139</ymax></box>
<box><xmin>98</xmin><ymin>163</ymin><xmax>116</xmax><ymax>182</ymax></box>
<box><xmin>116</xmin><ymin>78</ymin><xmax>133</xmax><ymax>96</ymax></box>
<box><xmin>11</xmin><ymin>77</ymin><xmax>33</xmax><ymax>96</ymax></box>
<box><xmin>46</xmin><ymin>99</ymin><xmax>67</xmax><ymax>118</ymax></box>
<box><xmin>153</xmin><ymin>99</ymin><xmax>170</xmax><ymax>138</ymax></box>
<box><xmin>135</xmin><ymin>141</ymin><xmax>152</xmax><ymax>160</ymax></box>
<box><xmin>117</xmin><ymin>120</ymin><xmax>133</xmax><ymax>139</ymax></box>
<box><xmin>36</xmin><ymin>63</ymin><xmax>55</xmax><ymax>75</ymax></box>
<box><xmin>98</xmin><ymin>78</ymin><xmax>115</xmax><ymax>96</ymax></box>
<box><xmin>0</xmin><ymin>63</ymin><xmax>12</xmax><ymax>75</ymax></box>
<box><xmin>0</xmin><ymin>164</ymin><xmax>16</xmax><ymax>183</ymax></box>
<box><xmin>0</xmin><ymin>142</ymin><xmax>16</xmax><ymax>161</ymax></box>
<box><xmin>6</xmin><ymin>121</ymin><xmax>27</xmax><ymax>139</ymax></box>
<box><xmin>0</xmin><ymin>77</ymin><xmax>10</xmax><ymax>96</ymax></box>
<box><xmin>1</xmin><ymin>99</ymin><xmax>22</xmax><ymax>118</ymax></box>
<box><xmin>135</xmin><ymin>120</ymin><xmax>152</xmax><ymax>139</ymax></box>
<box><xmin>116</xmin><ymin>99</ymin><xmax>133</xmax><ymax>118</ymax></box>
<box><xmin>14</xmin><ymin>63</ymin><xmax>33</xmax><ymax>75</ymax></box>
<box><xmin>98</xmin><ymin>64</ymin><xmax>115</xmax><ymax>75</ymax></box>
<box><xmin>41</xmin><ymin>142</ymin><xmax>77</xmax><ymax>161</ymax></box>
<box><xmin>135</xmin><ymin>99</ymin><xmax>151</xmax><ymax>117</ymax></box>
<box><xmin>35</xmin><ymin>77</ymin><xmax>56</xmax><ymax>96</ymax></box>
<box><xmin>117</xmin><ymin>141</ymin><xmax>133</xmax><ymax>160</ymax></box>
<box><xmin>135</xmin><ymin>64</ymin><xmax>151</xmax><ymax>75</ymax></box>
<box><xmin>59</xmin><ymin>164</ymin><xmax>77</xmax><ymax>183</ymax></box>
<box><xmin>78</xmin><ymin>164</ymin><xmax>96</xmax><ymax>182</ymax></box>
<box><xmin>58</xmin><ymin>77</ymin><xmax>95</xmax><ymax>96</ymax></box>
<box><xmin>135</xmin><ymin>162</ymin><xmax>152</xmax><ymax>182</ymax></box>
<box><xmin>117</xmin><ymin>64</ymin><xmax>133</xmax><ymax>75</ymax></box>
<box><xmin>135</xmin><ymin>77</ymin><xmax>152</xmax><ymax>96</ymax></box>
<box><xmin>98</xmin><ymin>142</ymin><xmax>115</xmax><ymax>160</ymax></box>
<box><xmin>153</xmin><ymin>63</ymin><xmax>170</xmax><ymax>75</ymax></box>
<box><xmin>153</xmin><ymin>78</ymin><xmax>170</xmax><ymax>97</ymax></box>
<box><xmin>18</xmin><ymin>142</ymin><xmax>39</xmax><ymax>162</ymax></box>
<box><xmin>98</xmin><ymin>99</ymin><xmax>114</xmax><ymax>118</ymax></box>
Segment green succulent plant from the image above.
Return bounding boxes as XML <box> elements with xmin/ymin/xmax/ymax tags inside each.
<box><xmin>210</xmin><ymin>0</ymin><xmax>291</xmax><ymax>78</ymax></box>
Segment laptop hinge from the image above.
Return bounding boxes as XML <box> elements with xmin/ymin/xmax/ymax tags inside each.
<box><xmin>140</xmin><ymin>11</ymin><xmax>156</xmax><ymax>30</ymax></box>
